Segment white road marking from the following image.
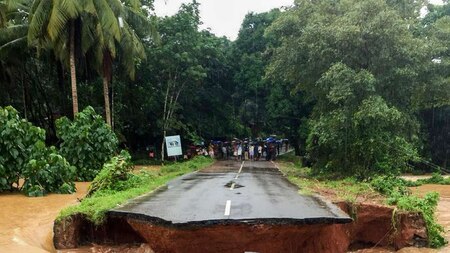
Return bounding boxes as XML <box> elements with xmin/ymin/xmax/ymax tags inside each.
<box><xmin>235</xmin><ymin>161</ymin><xmax>245</xmax><ymax>179</ymax></box>
<box><xmin>238</xmin><ymin>161</ymin><xmax>244</xmax><ymax>173</ymax></box>
<box><xmin>224</xmin><ymin>200</ymin><xmax>231</xmax><ymax>216</ymax></box>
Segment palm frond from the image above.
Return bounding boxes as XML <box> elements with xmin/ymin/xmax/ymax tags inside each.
<box><xmin>27</xmin><ymin>0</ymin><xmax>51</xmax><ymax>47</ymax></box>
<box><xmin>47</xmin><ymin>0</ymin><xmax>69</xmax><ymax>41</ymax></box>
<box><xmin>105</xmin><ymin>0</ymin><xmax>123</xmax><ymax>16</ymax></box>
<box><xmin>93</xmin><ymin>0</ymin><xmax>120</xmax><ymax>41</ymax></box>
<box><xmin>60</xmin><ymin>0</ymin><xmax>80</xmax><ymax>18</ymax></box>
<box><xmin>80</xmin><ymin>14</ymin><xmax>95</xmax><ymax>54</ymax></box>
<box><xmin>0</xmin><ymin>36</ymin><xmax>26</xmax><ymax>50</ymax></box>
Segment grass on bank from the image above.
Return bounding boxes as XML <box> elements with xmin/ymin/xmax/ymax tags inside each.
<box><xmin>57</xmin><ymin>156</ymin><xmax>214</xmax><ymax>225</ymax></box>
<box><xmin>277</xmin><ymin>153</ymin><xmax>382</xmax><ymax>203</ymax></box>
<box><xmin>276</xmin><ymin>152</ymin><xmax>447</xmax><ymax>248</ymax></box>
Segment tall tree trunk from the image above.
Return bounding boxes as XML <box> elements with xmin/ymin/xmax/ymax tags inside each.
<box><xmin>69</xmin><ymin>20</ymin><xmax>79</xmax><ymax>117</ymax></box>
<box><xmin>102</xmin><ymin>76</ymin><xmax>111</xmax><ymax>126</ymax></box>
<box><xmin>161</xmin><ymin>130</ymin><xmax>166</xmax><ymax>163</ymax></box>
<box><xmin>102</xmin><ymin>51</ymin><xmax>112</xmax><ymax>126</ymax></box>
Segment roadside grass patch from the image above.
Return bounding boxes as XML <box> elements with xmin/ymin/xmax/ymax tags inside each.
<box><xmin>277</xmin><ymin>154</ymin><xmax>446</xmax><ymax>248</ymax></box>
<box><xmin>57</xmin><ymin>156</ymin><xmax>213</xmax><ymax>224</ymax></box>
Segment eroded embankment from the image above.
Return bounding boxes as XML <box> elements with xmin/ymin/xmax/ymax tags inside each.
<box><xmin>54</xmin><ymin>201</ymin><xmax>428</xmax><ymax>253</ymax></box>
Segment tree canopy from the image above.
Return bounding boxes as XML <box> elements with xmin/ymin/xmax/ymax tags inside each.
<box><xmin>0</xmin><ymin>0</ymin><xmax>449</xmax><ymax>176</ymax></box>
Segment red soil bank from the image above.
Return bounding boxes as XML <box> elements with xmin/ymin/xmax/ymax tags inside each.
<box><xmin>53</xmin><ymin>202</ymin><xmax>428</xmax><ymax>252</ymax></box>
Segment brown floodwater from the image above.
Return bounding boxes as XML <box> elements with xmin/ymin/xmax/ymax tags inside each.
<box><xmin>409</xmin><ymin>184</ymin><xmax>450</xmax><ymax>253</ymax></box>
<box><xmin>0</xmin><ymin>182</ymin><xmax>90</xmax><ymax>253</ymax></box>
<box><xmin>1</xmin><ymin>178</ymin><xmax>450</xmax><ymax>253</ymax></box>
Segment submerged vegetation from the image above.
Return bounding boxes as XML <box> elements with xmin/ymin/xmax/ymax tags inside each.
<box><xmin>57</xmin><ymin>156</ymin><xmax>213</xmax><ymax>224</ymax></box>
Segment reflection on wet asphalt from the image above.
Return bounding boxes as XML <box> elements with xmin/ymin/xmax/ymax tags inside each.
<box><xmin>110</xmin><ymin>160</ymin><xmax>352</xmax><ymax>226</ymax></box>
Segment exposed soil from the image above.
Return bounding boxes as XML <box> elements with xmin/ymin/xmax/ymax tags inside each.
<box><xmin>53</xmin><ymin>201</ymin><xmax>427</xmax><ymax>253</ymax></box>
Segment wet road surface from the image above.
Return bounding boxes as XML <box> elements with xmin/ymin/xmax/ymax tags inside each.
<box><xmin>110</xmin><ymin>160</ymin><xmax>351</xmax><ymax>226</ymax></box>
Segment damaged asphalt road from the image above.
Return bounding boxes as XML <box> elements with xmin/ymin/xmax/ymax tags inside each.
<box><xmin>109</xmin><ymin>160</ymin><xmax>352</xmax><ymax>226</ymax></box>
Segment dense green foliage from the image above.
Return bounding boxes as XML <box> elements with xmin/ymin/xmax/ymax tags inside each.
<box><xmin>58</xmin><ymin>156</ymin><xmax>213</xmax><ymax>224</ymax></box>
<box><xmin>1</xmin><ymin>0</ymin><xmax>449</xmax><ymax>175</ymax></box>
<box><xmin>22</xmin><ymin>145</ymin><xmax>76</xmax><ymax>196</ymax></box>
<box><xmin>0</xmin><ymin>106</ymin><xmax>75</xmax><ymax>195</ymax></box>
<box><xmin>86</xmin><ymin>150</ymin><xmax>133</xmax><ymax>197</ymax></box>
<box><xmin>0</xmin><ymin>106</ymin><xmax>44</xmax><ymax>191</ymax></box>
<box><xmin>56</xmin><ymin>106</ymin><xmax>118</xmax><ymax>181</ymax></box>
<box><xmin>266</xmin><ymin>0</ymin><xmax>431</xmax><ymax>176</ymax></box>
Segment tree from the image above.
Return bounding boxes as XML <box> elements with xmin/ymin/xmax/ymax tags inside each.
<box><xmin>81</xmin><ymin>0</ymin><xmax>151</xmax><ymax>126</ymax></box>
<box><xmin>231</xmin><ymin>9</ymin><xmax>281</xmax><ymax>136</ymax></box>
<box><xmin>267</xmin><ymin>0</ymin><xmax>427</xmax><ymax>176</ymax></box>
<box><xmin>27</xmin><ymin>0</ymin><xmax>81</xmax><ymax>117</ymax></box>
<box><xmin>145</xmin><ymin>2</ymin><xmax>206</xmax><ymax>161</ymax></box>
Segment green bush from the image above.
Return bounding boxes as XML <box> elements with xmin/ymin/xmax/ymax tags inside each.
<box><xmin>22</xmin><ymin>145</ymin><xmax>76</xmax><ymax>197</ymax></box>
<box><xmin>370</xmin><ymin>175</ymin><xmax>411</xmax><ymax>196</ymax></box>
<box><xmin>0</xmin><ymin>106</ymin><xmax>45</xmax><ymax>191</ymax></box>
<box><xmin>371</xmin><ymin>175</ymin><xmax>446</xmax><ymax>248</ymax></box>
<box><xmin>86</xmin><ymin>150</ymin><xmax>133</xmax><ymax>197</ymax></box>
<box><xmin>0</xmin><ymin>106</ymin><xmax>76</xmax><ymax>196</ymax></box>
<box><xmin>415</xmin><ymin>173</ymin><xmax>450</xmax><ymax>185</ymax></box>
<box><xmin>396</xmin><ymin>192</ymin><xmax>446</xmax><ymax>248</ymax></box>
<box><xmin>56</xmin><ymin>106</ymin><xmax>118</xmax><ymax>181</ymax></box>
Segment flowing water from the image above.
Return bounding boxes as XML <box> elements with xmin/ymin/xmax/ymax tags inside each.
<box><xmin>410</xmin><ymin>184</ymin><xmax>450</xmax><ymax>253</ymax></box>
<box><xmin>0</xmin><ymin>182</ymin><xmax>90</xmax><ymax>253</ymax></box>
<box><xmin>1</xmin><ymin>178</ymin><xmax>450</xmax><ymax>253</ymax></box>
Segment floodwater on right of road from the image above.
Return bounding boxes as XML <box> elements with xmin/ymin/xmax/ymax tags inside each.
<box><xmin>409</xmin><ymin>184</ymin><xmax>450</xmax><ymax>253</ymax></box>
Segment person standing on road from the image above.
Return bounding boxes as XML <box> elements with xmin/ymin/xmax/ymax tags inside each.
<box><xmin>222</xmin><ymin>145</ymin><xmax>227</xmax><ymax>160</ymax></box>
<box><xmin>258</xmin><ymin>144</ymin><xmax>262</xmax><ymax>161</ymax></box>
<box><xmin>249</xmin><ymin>144</ymin><xmax>254</xmax><ymax>161</ymax></box>
<box><xmin>244</xmin><ymin>143</ymin><xmax>249</xmax><ymax>160</ymax></box>
<box><xmin>237</xmin><ymin>144</ymin><xmax>243</xmax><ymax>161</ymax></box>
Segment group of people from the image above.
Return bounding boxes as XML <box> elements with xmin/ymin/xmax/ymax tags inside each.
<box><xmin>198</xmin><ymin>138</ymin><xmax>288</xmax><ymax>161</ymax></box>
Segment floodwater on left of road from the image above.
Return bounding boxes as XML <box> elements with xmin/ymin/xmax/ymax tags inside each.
<box><xmin>0</xmin><ymin>182</ymin><xmax>90</xmax><ymax>253</ymax></box>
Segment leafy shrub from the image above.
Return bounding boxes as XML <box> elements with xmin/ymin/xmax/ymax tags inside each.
<box><xmin>370</xmin><ymin>175</ymin><xmax>411</xmax><ymax>196</ymax></box>
<box><xmin>86</xmin><ymin>150</ymin><xmax>133</xmax><ymax>197</ymax></box>
<box><xmin>56</xmin><ymin>106</ymin><xmax>118</xmax><ymax>181</ymax></box>
<box><xmin>415</xmin><ymin>173</ymin><xmax>450</xmax><ymax>185</ymax></box>
<box><xmin>395</xmin><ymin>192</ymin><xmax>446</xmax><ymax>248</ymax></box>
<box><xmin>0</xmin><ymin>106</ymin><xmax>76</xmax><ymax>196</ymax></box>
<box><xmin>22</xmin><ymin>145</ymin><xmax>76</xmax><ymax>197</ymax></box>
<box><xmin>0</xmin><ymin>106</ymin><xmax>45</xmax><ymax>191</ymax></box>
<box><xmin>371</xmin><ymin>175</ymin><xmax>446</xmax><ymax>248</ymax></box>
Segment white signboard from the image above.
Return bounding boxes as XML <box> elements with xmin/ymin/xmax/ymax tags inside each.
<box><xmin>165</xmin><ymin>135</ymin><xmax>182</xmax><ymax>157</ymax></box>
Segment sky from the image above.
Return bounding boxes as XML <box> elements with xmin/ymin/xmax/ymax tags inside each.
<box><xmin>153</xmin><ymin>0</ymin><xmax>294</xmax><ymax>40</ymax></box>
<box><xmin>153</xmin><ymin>0</ymin><xmax>444</xmax><ymax>41</ymax></box>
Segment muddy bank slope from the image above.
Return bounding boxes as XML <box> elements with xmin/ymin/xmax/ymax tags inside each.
<box><xmin>54</xmin><ymin>201</ymin><xmax>427</xmax><ymax>253</ymax></box>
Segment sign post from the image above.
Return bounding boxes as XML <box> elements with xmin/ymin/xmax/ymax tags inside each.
<box><xmin>165</xmin><ymin>135</ymin><xmax>183</xmax><ymax>158</ymax></box>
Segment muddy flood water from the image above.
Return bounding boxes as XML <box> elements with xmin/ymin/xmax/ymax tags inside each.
<box><xmin>0</xmin><ymin>182</ymin><xmax>90</xmax><ymax>253</ymax></box>
<box><xmin>1</xmin><ymin>180</ymin><xmax>450</xmax><ymax>252</ymax></box>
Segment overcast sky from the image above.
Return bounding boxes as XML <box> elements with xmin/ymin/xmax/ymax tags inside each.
<box><xmin>153</xmin><ymin>0</ymin><xmax>444</xmax><ymax>41</ymax></box>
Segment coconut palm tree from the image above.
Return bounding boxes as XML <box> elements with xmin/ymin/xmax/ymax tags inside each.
<box><xmin>82</xmin><ymin>0</ymin><xmax>150</xmax><ymax>126</ymax></box>
<box><xmin>27</xmin><ymin>0</ymin><xmax>81</xmax><ymax>117</ymax></box>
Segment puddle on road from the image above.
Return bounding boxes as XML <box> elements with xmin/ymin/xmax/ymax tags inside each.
<box><xmin>0</xmin><ymin>182</ymin><xmax>90</xmax><ymax>253</ymax></box>
<box><xmin>224</xmin><ymin>181</ymin><xmax>244</xmax><ymax>189</ymax></box>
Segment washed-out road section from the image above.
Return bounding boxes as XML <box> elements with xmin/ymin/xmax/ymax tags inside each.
<box><xmin>109</xmin><ymin>160</ymin><xmax>351</xmax><ymax>226</ymax></box>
